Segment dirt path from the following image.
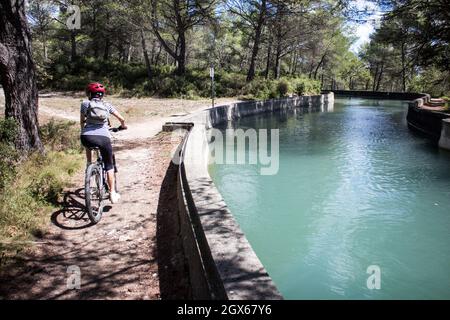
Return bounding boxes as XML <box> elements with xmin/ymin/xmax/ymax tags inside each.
<box><xmin>0</xmin><ymin>130</ymin><xmax>180</xmax><ymax>299</ymax></box>
<box><xmin>0</xmin><ymin>96</ymin><xmax>229</xmax><ymax>299</ymax></box>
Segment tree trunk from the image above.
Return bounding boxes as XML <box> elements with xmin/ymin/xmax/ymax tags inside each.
<box><xmin>176</xmin><ymin>31</ymin><xmax>186</xmax><ymax>75</ymax></box>
<box><xmin>401</xmin><ymin>41</ymin><xmax>406</xmax><ymax>92</ymax></box>
<box><xmin>376</xmin><ymin>63</ymin><xmax>384</xmax><ymax>91</ymax></box>
<box><xmin>155</xmin><ymin>44</ymin><xmax>162</xmax><ymax>65</ymax></box>
<box><xmin>314</xmin><ymin>53</ymin><xmax>326</xmax><ymax>80</ymax></box>
<box><xmin>372</xmin><ymin>65</ymin><xmax>379</xmax><ymax>91</ymax></box>
<box><xmin>0</xmin><ymin>0</ymin><xmax>43</xmax><ymax>155</ymax></box>
<box><xmin>92</xmin><ymin>10</ymin><xmax>98</xmax><ymax>57</ymax></box>
<box><xmin>288</xmin><ymin>51</ymin><xmax>295</xmax><ymax>75</ymax></box>
<box><xmin>247</xmin><ymin>35</ymin><xmax>260</xmax><ymax>81</ymax></box>
<box><xmin>127</xmin><ymin>43</ymin><xmax>134</xmax><ymax>63</ymax></box>
<box><xmin>264</xmin><ymin>37</ymin><xmax>272</xmax><ymax>79</ymax></box>
<box><xmin>70</xmin><ymin>30</ymin><xmax>77</xmax><ymax>62</ymax></box>
<box><xmin>273</xmin><ymin>3</ymin><xmax>283</xmax><ymax>80</ymax></box>
<box><xmin>293</xmin><ymin>50</ymin><xmax>299</xmax><ymax>75</ymax></box>
<box><xmin>43</xmin><ymin>34</ymin><xmax>48</xmax><ymax>62</ymax></box>
<box><xmin>150</xmin><ymin>39</ymin><xmax>156</xmax><ymax>64</ymax></box>
<box><xmin>103</xmin><ymin>11</ymin><xmax>111</xmax><ymax>61</ymax></box>
<box><xmin>247</xmin><ymin>0</ymin><xmax>267</xmax><ymax>82</ymax></box>
<box><xmin>103</xmin><ymin>40</ymin><xmax>110</xmax><ymax>60</ymax></box>
<box><xmin>141</xmin><ymin>29</ymin><xmax>152</xmax><ymax>80</ymax></box>
<box><xmin>274</xmin><ymin>44</ymin><xmax>282</xmax><ymax>80</ymax></box>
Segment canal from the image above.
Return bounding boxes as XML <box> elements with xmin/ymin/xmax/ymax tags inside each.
<box><xmin>209</xmin><ymin>98</ymin><xmax>450</xmax><ymax>299</ymax></box>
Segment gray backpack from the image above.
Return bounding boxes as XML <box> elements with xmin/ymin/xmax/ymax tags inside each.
<box><xmin>86</xmin><ymin>100</ymin><xmax>109</xmax><ymax>124</ymax></box>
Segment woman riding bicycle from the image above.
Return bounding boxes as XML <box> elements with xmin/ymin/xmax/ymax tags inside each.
<box><xmin>80</xmin><ymin>82</ymin><xmax>127</xmax><ymax>204</ymax></box>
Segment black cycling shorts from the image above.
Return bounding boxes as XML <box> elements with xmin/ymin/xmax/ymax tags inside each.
<box><xmin>81</xmin><ymin>135</ymin><xmax>114</xmax><ymax>171</ymax></box>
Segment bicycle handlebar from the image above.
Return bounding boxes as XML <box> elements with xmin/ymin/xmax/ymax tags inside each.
<box><xmin>109</xmin><ymin>126</ymin><xmax>127</xmax><ymax>133</ymax></box>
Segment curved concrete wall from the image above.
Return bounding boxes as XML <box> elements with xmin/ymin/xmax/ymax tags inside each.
<box><xmin>169</xmin><ymin>93</ymin><xmax>334</xmax><ymax>300</ymax></box>
<box><xmin>407</xmin><ymin>104</ymin><xmax>449</xmax><ymax>141</ymax></box>
<box><xmin>439</xmin><ymin>119</ymin><xmax>450</xmax><ymax>151</ymax></box>
<box><xmin>329</xmin><ymin>89</ymin><xmax>430</xmax><ymax>102</ymax></box>
<box><xmin>404</xmin><ymin>93</ymin><xmax>450</xmax><ymax>146</ymax></box>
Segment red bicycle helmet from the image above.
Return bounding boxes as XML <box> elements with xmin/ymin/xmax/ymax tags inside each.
<box><xmin>86</xmin><ymin>82</ymin><xmax>106</xmax><ymax>97</ymax></box>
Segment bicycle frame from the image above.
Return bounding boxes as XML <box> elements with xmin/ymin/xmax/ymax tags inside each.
<box><xmin>90</xmin><ymin>150</ymin><xmax>118</xmax><ymax>191</ymax></box>
<box><xmin>84</xmin><ymin>126</ymin><xmax>124</xmax><ymax>224</ymax></box>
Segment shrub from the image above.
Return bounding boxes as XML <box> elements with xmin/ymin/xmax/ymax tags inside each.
<box><xmin>28</xmin><ymin>152</ymin><xmax>81</xmax><ymax>203</ymax></box>
<box><xmin>241</xmin><ymin>79</ymin><xmax>274</xmax><ymax>100</ymax></box>
<box><xmin>295</xmin><ymin>82</ymin><xmax>306</xmax><ymax>96</ymax></box>
<box><xmin>0</xmin><ymin>117</ymin><xmax>17</xmax><ymax>144</ymax></box>
<box><xmin>216</xmin><ymin>72</ymin><xmax>246</xmax><ymax>97</ymax></box>
<box><xmin>0</xmin><ymin>118</ymin><xmax>19</xmax><ymax>191</ymax></box>
<box><xmin>0</xmin><ymin>120</ymin><xmax>83</xmax><ymax>264</ymax></box>
<box><xmin>39</xmin><ymin>119</ymin><xmax>82</xmax><ymax>152</ymax></box>
<box><xmin>158</xmin><ymin>77</ymin><xmax>178</xmax><ymax>96</ymax></box>
<box><xmin>0</xmin><ymin>150</ymin><xmax>82</xmax><ymax>259</ymax></box>
<box><xmin>294</xmin><ymin>77</ymin><xmax>321</xmax><ymax>96</ymax></box>
<box><xmin>276</xmin><ymin>79</ymin><xmax>290</xmax><ymax>97</ymax></box>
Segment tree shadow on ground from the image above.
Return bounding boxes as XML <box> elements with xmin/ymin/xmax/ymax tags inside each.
<box><xmin>156</xmin><ymin>161</ymin><xmax>192</xmax><ymax>300</ymax></box>
<box><xmin>51</xmin><ymin>188</ymin><xmax>112</xmax><ymax>230</ymax></box>
<box><xmin>0</xmin><ymin>239</ymin><xmax>155</xmax><ymax>300</ymax></box>
<box><xmin>0</xmin><ymin>189</ymin><xmax>154</xmax><ymax>300</ymax></box>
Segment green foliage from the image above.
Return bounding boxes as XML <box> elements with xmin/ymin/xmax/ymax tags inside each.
<box><xmin>44</xmin><ymin>57</ymin><xmax>149</xmax><ymax>93</ymax></box>
<box><xmin>238</xmin><ymin>77</ymin><xmax>321</xmax><ymax>100</ymax></box>
<box><xmin>0</xmin><ymin>119</ymin><xmax>19</xmax><ymax>191</ymax></box>
<box><xmin>360</xmin><ymin>1</ymin><xmax>450</xmax><ymax>93</ymax></box>
<box><xmin>276</xmin><ymin>80</ymin><xmax>290</xmax><ymax>97</ymax></box>
<box><xmin>28</xmin><ymin>0</ymin><xmax>450</xmax><ymax>98</ymax></box>
<box><xmin>408</xmin><ymin>68</ymin><xmax>450</xmax><ymax>97</ymax></box>
<box><xmin>0</xmin><ymin>118</ymin><xmax>17</xmax><ymax>143</ymax></box>
<box><xmin>241</xmin><ymin>79</ymin><xmax>276</xmax><ymax>100</ymax></box>
<box><xmin>215</xmin><ymin>72</ymin><xmax>247</xmax><ymax>97</ymax></box>
<box><xmin>39</xmin><ymin>119</ymin><xmax>82</xmax><ymax>152</ymax></box>
<box><xmin>294</xmin><ymin>77</ymin><xmax>322</xmax><ymax>96</ymax></box>
<box><xmin>27</xmin><ymin>152</ymin><xmax>80</xmax><ymax>203</ymax></box>
<box><xmin>0</xmin><ymin>120</ymin><xmax>83</xmax><ymax>262</ymax></box>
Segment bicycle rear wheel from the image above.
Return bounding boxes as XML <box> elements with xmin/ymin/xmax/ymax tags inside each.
<box><xmin>85</xmin><ymin>164</ymin><xmax>104</xmax><ymax>224</ymax></box>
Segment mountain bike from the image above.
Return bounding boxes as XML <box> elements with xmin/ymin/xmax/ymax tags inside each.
<box><xmin>84</xmin><ymin>126</ymin><xmax>126</xmax><ymax>224</ymax></box>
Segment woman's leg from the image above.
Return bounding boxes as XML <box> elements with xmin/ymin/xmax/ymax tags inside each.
<box><xmin>106</xmin><ymin>169</ymin><xmax>115</xmax><ymax>194</ymax></box>
<box><xmin>96</xmin><ymin>138</ymin><xmax>120</xmax><ymax>203</ymax></box>
<box><xmin>85</xmin><ymin>148</ymin><xmax>92</xmax><ymax>164</ymax></box>
<box><xmin>81</xmin><ymin>136</ymin><xmax>94</xmax><ymax>165</ymax></box>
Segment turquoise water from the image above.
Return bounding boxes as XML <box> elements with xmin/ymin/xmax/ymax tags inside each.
<box><xmin>209</xmin><ymin>98</ymin><xmax>450</xmax><ymax>299</ymax></box>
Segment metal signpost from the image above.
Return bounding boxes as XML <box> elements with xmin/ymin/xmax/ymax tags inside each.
<box><xmin>210</xmin><ymin>66</ymin><xmax>215</xmax><ymax>108</ymax></box>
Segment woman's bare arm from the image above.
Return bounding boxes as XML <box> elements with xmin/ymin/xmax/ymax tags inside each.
<box><xmin>112</xmin><ymin>111</ymin><xmax>127</xmax><ymax>129</ymax></box>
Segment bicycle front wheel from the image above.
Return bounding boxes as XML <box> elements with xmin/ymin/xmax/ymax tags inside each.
<box><xmin>85</xmin><ymin>164</ymin><xmax>104</xmax><ymax>224</ymax></box>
